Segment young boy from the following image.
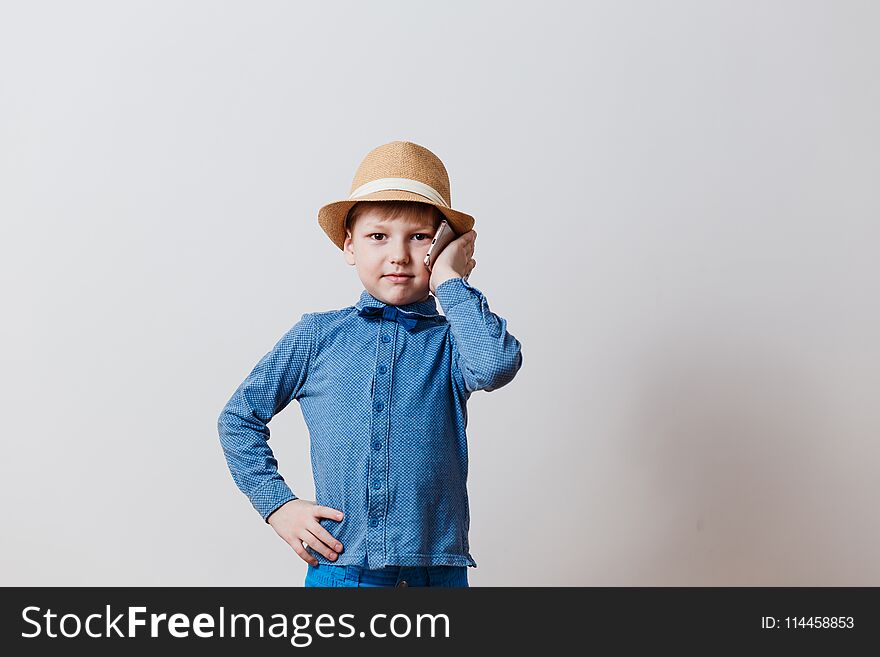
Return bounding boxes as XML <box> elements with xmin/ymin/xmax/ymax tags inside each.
<box><xmin>217</xmin><ymin>141</ymin><xmax>523</xmax><ymax>587</ymax></box>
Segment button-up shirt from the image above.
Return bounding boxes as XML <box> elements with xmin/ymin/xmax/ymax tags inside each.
<box><xmin>217</xmin><ymin>277</ymin><xmax>523</xmax><ymax>569</ymax></box>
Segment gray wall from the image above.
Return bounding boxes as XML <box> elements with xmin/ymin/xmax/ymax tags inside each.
<box><xmin>1</xmin><ymin>0</ymin><xmax>877</xmax><ymax>585</ymax></box>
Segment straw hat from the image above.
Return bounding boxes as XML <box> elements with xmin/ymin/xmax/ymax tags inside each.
<box><xmin>318</xmin><ymin>141</ymin><xmax>475</xmax><ymax>250</ymax></box>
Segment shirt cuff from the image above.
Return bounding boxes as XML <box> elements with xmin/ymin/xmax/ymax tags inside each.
<box><xmin>435</xmin><ymin>276</ymin><xmax>479</xmax><ymax>312</ymax></box>
<box><xmin>252</xmin><ymin>479</ymin><xmax>298</xmax><ymax>522</ymax></box>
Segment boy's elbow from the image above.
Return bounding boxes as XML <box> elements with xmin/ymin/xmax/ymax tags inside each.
<box><xmin>467</xmin><ymin>348</ymin><xmax>523</xmax><ymax>393</ymax></box>
<box><xmin>217</xmin><ymin>409</ymin><xmax>230</xmax><ymax>434</ymax></box>
<box><xmin>217</xmin><ymin>401</ymin><xmax>248</xmax><ymax>443</ymax></box>
<box><xmin>485</xmin><ymin>349</ymin><xmax>523</xmax><ymax>392</ymax></box>
<box><xmin>217</xmin><ymin>408</ymin><xmax>233</xmax><ymax>444</ymax></box>
<box><xmin>217</xmin><ymin>399</ymin><xmax>237</xmax><ymax>431</ymax></box>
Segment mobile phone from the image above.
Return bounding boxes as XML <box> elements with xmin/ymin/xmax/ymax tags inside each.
<box><xmin>423</xmin><ymin>219</ymin><xmax>456</xmax><ymax>271</ymax></box>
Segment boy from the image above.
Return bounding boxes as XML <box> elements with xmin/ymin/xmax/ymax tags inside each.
<box><xmin>217</xmin><ymin>141</ymin><xmax>523</xmax><ymax>587</ymax></box>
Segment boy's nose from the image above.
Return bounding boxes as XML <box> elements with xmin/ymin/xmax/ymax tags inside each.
<box><xmin>390</xmin><ymin>245</ymin><xmax>410</xmax><ymax>264</ymax></box>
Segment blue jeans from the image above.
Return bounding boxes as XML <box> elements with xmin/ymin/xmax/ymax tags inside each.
<box><xmin>305</xmin><ymin>563</ymin><xmax>469</xmax><ymax>588</ymax></box>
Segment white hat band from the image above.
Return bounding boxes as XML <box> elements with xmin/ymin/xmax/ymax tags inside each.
<box><xmin>348</xmin><ymin>177</ymin><xmax>449</xmax><ymax>208</ymax></box>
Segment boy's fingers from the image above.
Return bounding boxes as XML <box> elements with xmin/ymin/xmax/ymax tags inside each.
<box><xmin>315</xmin><ymin>506</ymin><xmax>345</xmax><ymax>522</ymax></box>
<box><xmin>308</xmin><ymin>520</ymin><xmax>344</xmax><ymax>554</ymax></box>
<box><xmin>291</xmin><ymin>540</ymin><xmax>319</xmax><ymax>566</ymax></box>
<box><xmin>300</xmin><ymin>530</ymin><xmax>338</xmax><ymax>561</ymax></box>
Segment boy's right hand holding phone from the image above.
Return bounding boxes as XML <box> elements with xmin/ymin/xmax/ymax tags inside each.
<box><xmin>267</xmin><ymin>499</ymin><xmax>344</xmax><ymax>566</ymax></box>
<box><xmin>428</xmin><ymin>228</ymin><xmax>477</xmax><ymax>294</ymax></box>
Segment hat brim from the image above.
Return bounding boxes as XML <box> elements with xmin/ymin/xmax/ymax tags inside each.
<box><xmin>318</xmin><ymin>190</ymin><xmax>475</xmax><ymax>250</ymax></box>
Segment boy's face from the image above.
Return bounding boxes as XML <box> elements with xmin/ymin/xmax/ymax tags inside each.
<box><xmin>343</xmin><ymin>205</ymin><xmax>436</xmax><ymax>306</ymax></box>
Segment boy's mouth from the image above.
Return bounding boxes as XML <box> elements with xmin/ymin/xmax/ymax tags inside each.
<box><xmin>384</xmin><ymin>274</ymin><xmax>414</xmax><ymax>283</ymax></box>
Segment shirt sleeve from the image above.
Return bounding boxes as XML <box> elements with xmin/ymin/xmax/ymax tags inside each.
<box><xmin>216</xmin><ymin>313</ymin><xmax>315</xmax><ymax>522</ymax></box>
<box><xmin>435</xmin><ymin>277</ymin><xmax>523</xmax><ymax>393</ymax></box>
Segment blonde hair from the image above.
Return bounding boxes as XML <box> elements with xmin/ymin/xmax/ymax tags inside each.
<box><xmin>345</xmin><ymin>200</ymin><xmax>444</xmax><ymax>235</ymax></box>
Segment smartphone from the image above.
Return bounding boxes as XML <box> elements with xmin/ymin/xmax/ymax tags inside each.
<box><xmin>423</xmin><ymin>219</ymin><xmax>457</xmax><ymax>271</ymax></box>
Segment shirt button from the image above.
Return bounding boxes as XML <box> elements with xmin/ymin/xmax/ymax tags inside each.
<box><xmin>381</xmin><ymin>335</ymin><xmax>391</xmax><ymax>343</ymax></box>
<box><xmin>369</xmin><ymin>517</ymin><xmax>379</xmax><ymax>527</ymax></box>
<box><xmin>372</xmin><ymin>440</ymin><xmax>381</xmax><ymax>450</ymax></box>
<box><xmin>372</xmin><ymin>479</ymin><xmax>381</xmax><ymax>490</ymax></box>
<box><xmin>374</xmin><ymin>401</ymin><xmax>384</xmax><ymax>412</ymax></box>
<box><xmin>378</xmin><ymin>365</ymin><xmax>387</xmax><ymax>374</ymax></box>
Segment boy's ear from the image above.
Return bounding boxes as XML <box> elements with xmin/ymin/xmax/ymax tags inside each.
<box><xmin>343</xmin><ymin>230</ymin><xmax>356</xmax><ymax>265</ymax></box>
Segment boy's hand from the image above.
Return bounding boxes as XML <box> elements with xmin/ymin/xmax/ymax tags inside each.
<box><xmin>267</xmin><ymin>499</ymin><xmax>344</xmax><ymax>566</ymax></box>
<box><xmin>429</xmin><ymin>229</ymin><xmax>477</xmax><ymax>294</ymax></box>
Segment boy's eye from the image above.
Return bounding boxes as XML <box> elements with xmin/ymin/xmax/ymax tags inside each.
<box><xmin>368</xmin><ymin>233</ymin><xmax>431</xmax><ymax>241</ymax></box>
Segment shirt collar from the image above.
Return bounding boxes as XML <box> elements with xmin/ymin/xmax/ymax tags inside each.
<box><xmin>354</xmin><ymin>289</ymin><xmax>440</xmax><ymax>318</ymax></box>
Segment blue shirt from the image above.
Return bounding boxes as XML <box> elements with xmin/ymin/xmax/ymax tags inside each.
<box><xmin>217</xmin><ymin>277</ymin><xmax>523</xmax><ymax>569</ymax></box>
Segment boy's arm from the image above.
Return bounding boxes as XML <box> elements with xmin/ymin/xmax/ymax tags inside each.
<box><xmin>434</xmin><ymin>277</ymin><xmax>523</xmax><ymax>393</ymax></box>
<box><xmin>216</xmin><ymin>313</ymin><xmax>315</xmax><ymax>522</ymax></box>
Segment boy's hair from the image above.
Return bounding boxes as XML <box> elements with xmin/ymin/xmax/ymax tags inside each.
<box><xmin>345</xmin><ymin>200</ymin><xmax>444</xmax><ymax>236</ymax></box>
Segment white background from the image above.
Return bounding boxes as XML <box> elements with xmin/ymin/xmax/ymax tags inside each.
<box><xmin>1</xmin><ymin>0</ymin><xmax>878</xmax><ymax>585</ymax></box>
